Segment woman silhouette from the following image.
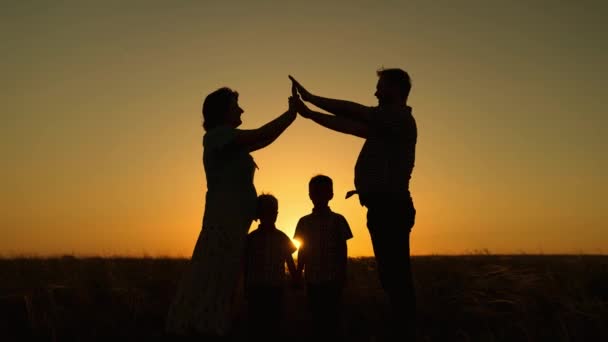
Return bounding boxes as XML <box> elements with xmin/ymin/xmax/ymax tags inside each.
<box><xmin>166</xmin><ymin>86</ymin><xmax>298</xmax><ymax>339</ymax></box>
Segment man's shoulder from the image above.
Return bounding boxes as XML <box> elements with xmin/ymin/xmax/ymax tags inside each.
<box><xmin>373</xmin><ymin>105</ymin><xmax>411</xmax><ymax>114</ymax></box>
<box><xmin>371</xmin><ymin>106</ymin><xmax>416</xmax><ymax>131</ymax></box>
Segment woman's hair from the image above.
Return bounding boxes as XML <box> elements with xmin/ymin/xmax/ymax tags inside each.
<box><xmin>201</xmin><ymin>87</ymin><xmax>239</xmax><ymax>131</ymax></box>
<box><xmin>255</xmin><ymin>193</ymin><xmax>278</xmax><ymax>220</ymax></box>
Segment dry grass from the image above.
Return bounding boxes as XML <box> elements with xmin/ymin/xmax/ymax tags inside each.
<box><xmin>1</xmin><ymin>255</ymin><xmax>606</xmax><ymax>341</ymax></box>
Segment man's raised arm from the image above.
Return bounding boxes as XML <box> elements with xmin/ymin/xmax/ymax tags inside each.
<box><xmin>294</xmin><ymin>97</ymin><xmax>368</xmax><ymax>139</ymax></box>
<box><xmin>289</xmin><ymin>75</ymin><xmax>373</xmax><ymax>122</ymax></box>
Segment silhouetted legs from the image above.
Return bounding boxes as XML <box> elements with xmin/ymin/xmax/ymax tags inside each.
<box><xmin>366</xmin><ymin>192</ymin><xmax>416</xmax><ymax>341</ymax></box>
<box><xmin>307</xmin><ymin>281</ymin><xmax>344</xmax><ymax>340</ymax></box>
<box><xmin>247</xmin><ymin>285</ymin><xmax>284</xmax><ymax>340</ymax></box>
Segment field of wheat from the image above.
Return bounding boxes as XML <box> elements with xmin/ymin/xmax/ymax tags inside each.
<box><xmin>1</xmin><ymin>255</ymin><xmax>606</xmax><ymax>341</ymax></box>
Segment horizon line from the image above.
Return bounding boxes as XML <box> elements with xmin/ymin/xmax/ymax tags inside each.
<box><xmin>1</xmin><ymin>251</ymin><xmax>606</xmax><ymax>260</ymax></box>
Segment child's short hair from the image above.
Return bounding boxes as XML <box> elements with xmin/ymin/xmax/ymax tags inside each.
<box><xmin>255</xmin><ymin>193</ymin><xmax>278</xmax><ymax>220</ymax></box>
<box><xmin>309</xmin><ymin>174</ymin><xmax>333</xmax><ymax>190</ymax></box>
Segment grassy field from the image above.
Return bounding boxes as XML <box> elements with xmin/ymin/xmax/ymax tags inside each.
<box><xmin>1</xmin><ymin>255</ymin><xmax>606</xmax><ymax>341</ymax></box>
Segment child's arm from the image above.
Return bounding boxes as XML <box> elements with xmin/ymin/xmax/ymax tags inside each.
<box><xmin>293</xmin><ymin>219</ymin><xmax>305</xmax><ymax>286</ymax></box>
<box><xmin>286</xmin><ymin>255</ymin><xmax>298</xmax><ymax>281</ymax></box>
<box><xmin>293</xmin><ymin>250</ymin><xmax>305</xmax><ymax>289</ymax></box>
<box><xmin>295</xmin><ymin>248</ymin><xmax>305</xmax><ymax>279</ymax></box>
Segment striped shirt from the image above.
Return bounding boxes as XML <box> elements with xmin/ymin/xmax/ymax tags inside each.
<box><xmin>245</xmin><ymin>226</ymin><xmax>297</xmax><ymax>287</ymax></box>
<box><xmin>294</xmin><ymin>207</ymin><xmax>353</xmax><ymax>284</ymax></box>
<box><xmin>354</xmin><ymin>106</ymin><xmax>417</xmax><ymax>199</ymax></box>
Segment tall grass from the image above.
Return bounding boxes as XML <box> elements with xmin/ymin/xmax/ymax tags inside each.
<box><xmin>1</xmin><ymin>255</ymin><xmax>606</xmax><ymax>341</ymax></box>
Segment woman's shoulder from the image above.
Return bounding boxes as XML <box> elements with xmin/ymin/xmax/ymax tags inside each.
<box><xmin>204</xmin><ymin>125</ymin><xmax>236</xmax><ymax>138</ymax></box>
<box><xmin>203</xmin><ymin>125</ymin><xmax>237</xmax><ymax>148</ymax></box>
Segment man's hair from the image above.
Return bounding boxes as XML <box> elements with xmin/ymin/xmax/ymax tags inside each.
<box><xmin>201</xmin><ymin>87</ymin><xmax>238</xmax><ymax>131</ymax></box>
<box><xmin>377</xmin><ymin>68</ymin><xmax>411</xmax><ymax>100</ymax></box>
<box><xmin>255</xmin><ymin>193</ymin><xmax>278</xmax><ymax>219</ymax></box>
<box><xmin>309</xmin><ymin>174</ymin><xmax>333</xmax><ymax>190</ymax></box>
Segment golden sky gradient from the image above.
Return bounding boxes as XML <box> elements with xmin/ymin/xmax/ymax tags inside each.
<box><xmin>2</xmin><ymin>1</ymin><xmax>606</xmax><ymax>257</ymax></box>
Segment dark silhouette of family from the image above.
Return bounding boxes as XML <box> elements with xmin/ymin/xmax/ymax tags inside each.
<box><xmin>165</xmin><ymin>68</ymin><xmax>417</xmax><ymax>341</ymax></box>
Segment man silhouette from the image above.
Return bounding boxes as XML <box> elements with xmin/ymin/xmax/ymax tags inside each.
<box><xmin>290</xmin><ymin>68</ymin><xmax>417</xmax><ymax>340</ymax></box>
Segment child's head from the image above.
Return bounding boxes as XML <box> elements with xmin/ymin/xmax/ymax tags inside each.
<box><xmin>255</xmin><ymin>193</ymin><xmax>278</xmax><ymax>224</ymax></box>
<box><xmin>308</xmin><ymin>174</ymin><xmax>334</xmax><ymax>207</ymax></box>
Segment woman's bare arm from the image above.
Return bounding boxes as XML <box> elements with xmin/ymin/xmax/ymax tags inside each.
<box><xmin>232</xmin><ymin>109</ymin><xmax>296</xmax><ymax>152</ymax></box>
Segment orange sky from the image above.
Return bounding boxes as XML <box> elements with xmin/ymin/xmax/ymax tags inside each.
<box><xmin>1</xmin><ymin>1</ymin><xmax>606</xmax><ymax>257</ymax></box>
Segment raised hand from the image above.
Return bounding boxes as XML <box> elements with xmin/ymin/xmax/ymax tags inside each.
<box><xmin>288</xmin><ymin>96</ymin><xmax>298</xmax><ymax>115</ymax></box>
<box><xmin>288</xmin><ymin>75</ymin><xmax>313</xmax><ymax>101</ymax></box>
<box><xmin>291</xmin><ymin>80</ymin><xmax>299</xmax><ymax>99</ymax></box>
<box><xmin>293</xmin><ymin>96</ymin><xmax>312</xmax><ymax>118</ymax></box>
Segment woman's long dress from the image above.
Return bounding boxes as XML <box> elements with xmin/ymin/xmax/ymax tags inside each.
<box><xmin>166</xmin><ymin>125</ymin><xmax>257</xmax><ymax>336</ymax></box>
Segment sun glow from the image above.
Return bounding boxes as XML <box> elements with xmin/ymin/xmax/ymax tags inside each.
<box><xmin>292</xmin><ymin>239</ymin><xmax>301</xmax><ymax>250</ymax></box>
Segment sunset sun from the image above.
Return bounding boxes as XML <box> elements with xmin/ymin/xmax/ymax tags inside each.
<box><xmin>292</xmin><ymin>239</ymin><xmax>301</xmax><ymax>250</ymax></box>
